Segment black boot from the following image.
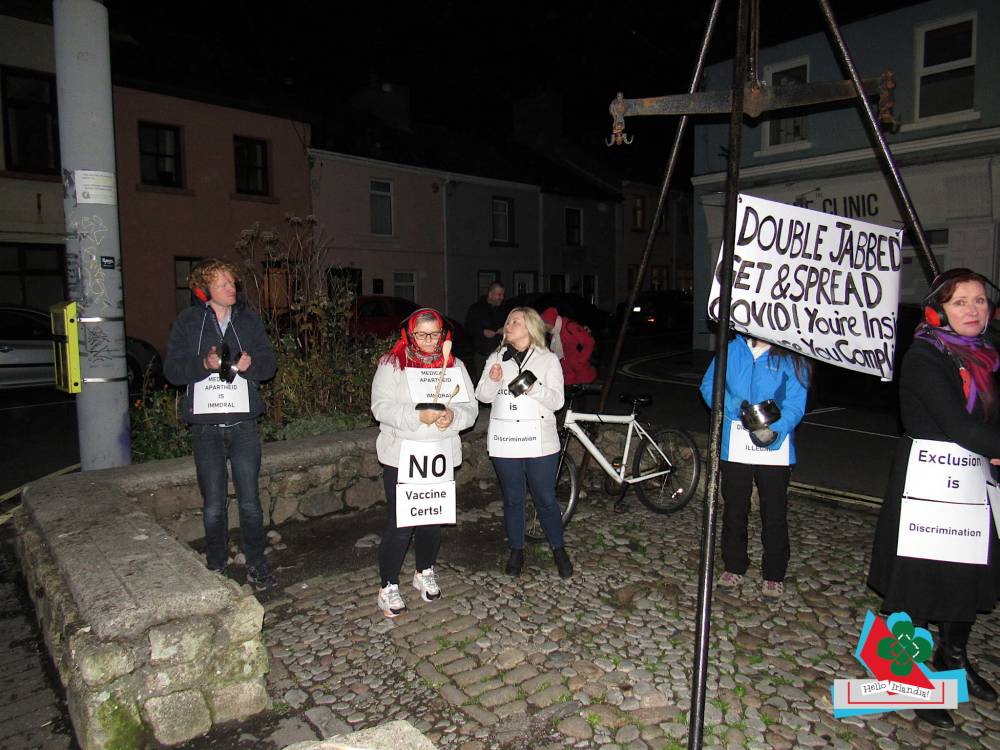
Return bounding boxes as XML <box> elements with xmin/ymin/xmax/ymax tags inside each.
<box><xmin>933</xmin><ymin>620</ymin><xmax>998</xmax><ymax>702</ymax></box>
<box><xmin>552</xmin><ymin>547</ymin><xmax>573</xmax><ymax>579</ymax></box>
<box><xmin>505</xmin><ymin>548</ymin><xmax>524</xmax><ymax>577</ymax></box>
<box><xmin>915</xmin><ymin>708</ymin><xmax>954</xmax><ymax>729</ymax></box>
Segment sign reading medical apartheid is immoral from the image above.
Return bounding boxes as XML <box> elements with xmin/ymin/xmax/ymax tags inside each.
<box><xmin>708</xmin><ymin>194</ymin><xmax>903</xmax><ymax>380</ymax></box>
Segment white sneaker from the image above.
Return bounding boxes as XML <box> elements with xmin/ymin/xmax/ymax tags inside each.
<box><xmin>412</xmin><ymin>567</ymin><xmax>441</xmax><ymax>602</ymax></box>
<box><xmin>377</xmin><ymin>583</ymin><xmax>407</xmax><ymax>618</ymax></box>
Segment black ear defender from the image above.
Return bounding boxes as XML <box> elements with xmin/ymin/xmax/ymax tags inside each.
<box><xmin>399</xmin><ymin>308</ymin><xmax>453</xmax><ymax>348</ymax></box>
<box><xmin>922</xmin><ymin>268</ymin><xmax>998</xmax><ymax>328</ymax></box>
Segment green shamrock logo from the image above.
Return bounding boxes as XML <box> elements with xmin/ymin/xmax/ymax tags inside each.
<box><xmin>876</xmin><ymin>619</ymin><xmax>932</xmax><ymax>676</ymax></box>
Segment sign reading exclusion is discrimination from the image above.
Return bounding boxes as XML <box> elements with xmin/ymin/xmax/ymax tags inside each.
<box><xmin>708</xmin><ymin>194</ymin><xmax>903</xmax><ymax>380</ymax></box>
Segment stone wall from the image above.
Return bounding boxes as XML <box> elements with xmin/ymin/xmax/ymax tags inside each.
<box><xmin>15</xmin><ymin>479</ymin><xmax>269</xmax><ymax>749</ymax></box>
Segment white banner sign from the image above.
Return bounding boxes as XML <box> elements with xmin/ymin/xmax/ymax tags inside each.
<box><xmin>487</xmin><ymin>418</ymin><xmax>542</xmax><ymax>458</ymax></box>
<box><xmin>398</xmin><ymin>439</ymin><xmax>453</xmax><ymax>485</ymax></box>
<box><xmin>726</xmin><ymin>421</ymin><xmax>790</xmax><ymax>466</ymax></box>
<box><xmin>405</xmin><ymin>367</ymin><xmax>469</xmax><ymax>404</ymax></box>
<box><xmin>192</xmin><ymin>374</ymin><xmax>249</xmax><ymax>414</ymax></box>
<box><xmin>395</xmin><ymin>481</ymin><xmax>456</xmax><ymax>527</ymax></box>
<box><xmin>903</xmin><ymin>439</ymin><xmax>990</xmax><ymax>504</ymax></box>
<box><xmin>708</xmin><ymin>194</ymin><xmax>903</xmax><ymax>380</ymax></box>
<box><xmin>493</xmin><ymin>388</ymin><xmax>540</xmax><ymax>420</ymax></box>
<box><xmin>897</xmin><ymin>497</ymin><xmax>990</xmax><ymax>565</ymax></box>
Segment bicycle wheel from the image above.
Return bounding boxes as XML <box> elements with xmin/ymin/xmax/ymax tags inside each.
<box><xmin>632</xmin><ymin>428</ymin><xmax>701</xmax><ymax>513</ymax></box>
<box><xmin>525</xmin><ymin>452</ymin><xmax>579</xmax><ymax>543</ymax></box>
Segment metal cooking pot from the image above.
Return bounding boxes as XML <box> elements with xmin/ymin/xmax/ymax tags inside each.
<box><xmin>508</xmin><ymin>370</ymin><xmax>537</xmax><ymax>397</ymax></box>
<box><xmin>414</xmin><ymin>402</ymin><xmax>446</xmax><ymax>412</ymax></box>
<box><xmin>739</xmin><ymin>399</ymin><xmax>781</xmax><ymax>432</ymax></box>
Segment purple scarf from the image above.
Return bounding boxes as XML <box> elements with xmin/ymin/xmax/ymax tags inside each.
<box><xmin>914</xmin><ymin>322</ymin><xmax>999</xmax><ymax>415</ymax></box>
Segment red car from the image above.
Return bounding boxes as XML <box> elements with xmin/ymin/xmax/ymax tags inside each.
<box><xmin>350</xmin><ymin>296</ymin><xmax>469</xmax><ymax>356</ymax></box>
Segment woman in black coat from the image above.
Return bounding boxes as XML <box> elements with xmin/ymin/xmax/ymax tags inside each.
<box><xmin>868</xmin><ymin>268</ymin><xmax>1000</xmax><ymax>728</ymax></box>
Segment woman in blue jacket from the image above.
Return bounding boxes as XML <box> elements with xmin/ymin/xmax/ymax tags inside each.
<box><xmin>699</xmin><ymin>334</ymin><xmax>810</xmax><ymax>597</ymax></box>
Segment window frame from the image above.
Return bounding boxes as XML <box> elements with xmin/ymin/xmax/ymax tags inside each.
<box><xmin>139</xmin><ymin>121</ymin><xmax>184</xmax><ymax>188</ymax></box>
<box><xmin>393</xmin><ymin>270</ymin><xmax>416</xmax><ymax>301</ymax></box>
<box><xmin>233</xmin><ymin>135</ymin><xmax>270</xmax><ymax>196</ymax></box>
<box><xmin>758</xmin><ymin>56</ymin><xmax>812</xmax><ymax>156</ymax></box>
<box><xmin>173</xmin><ymin>256</ymin><xmax>203</xmax><ymax>313</ymax></box>
<box><xmin>1</xmin><ymin>66</ymin><xmax>60</xmax><ymax>175</ymax></box>
<box><xmin>0</xmin><ymin>242</ymin><xmax>65</xmax><ymax>308</ymax></box>
<box><xmin>913</xmin><ymin>12</ymin><xmax>977</xmax><ymax>124</ymax></box>
<box><xmin>491</xmin><ymin>197</ymin><xmax>515</xmax><ymax>245</ymax></box>
<box><xmin>631</xmin><ymin>196</ymin><xmax>645</xmax><ymax>231</ymax></box>
<box><xmin>565</xmin><ymin>206</ymin><xmax>583</xmax><ymax>247</ymax></box>
<box><xmin>370</xmin><ymin>179</ymin><xmax>394</xmax><ymax>236</ymax></box>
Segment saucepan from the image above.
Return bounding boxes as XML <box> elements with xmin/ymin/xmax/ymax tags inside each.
<box><xmin>508</xmin><ymin>370</ymin><xmax>537</xmax><ymax>397</ymax></box>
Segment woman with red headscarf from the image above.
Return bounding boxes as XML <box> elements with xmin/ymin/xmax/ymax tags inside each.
<box><xmin>370</xmin><ymin>308</ymin><xmax>478</xmax><ymax>617</ymax></box>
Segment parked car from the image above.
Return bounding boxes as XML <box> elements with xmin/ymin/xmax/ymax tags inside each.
<box><xmin>503</xmin><ymin>292</ymin><xmax>613</xmax><ymax>338</ymax></box>
<box><xmin>0</xmin><ymin>305</ymin><xmax>161</xmax><ymax>392</ymax></box>
<box><xmin>614</xmin><ymin>290</ymin><xmax>694</xmax><ymax>335</ymax></box>
<box><xmin>349</xmin><ymin>296</ymin><xmax>470</xmax><ymax>357</ymax></box>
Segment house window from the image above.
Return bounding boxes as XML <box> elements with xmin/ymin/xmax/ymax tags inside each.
<box><xmin>1</xmin><ymin>67</ymin><xmax>59</xmax><ymax>174</ymax></box>
<box><xmin>139</xmin><ymin>122</ymin><xmax>183</xmax><ymax>188</ymax></box>
<box><xmin>370</xmin><ymin>180</ymin><xmax>393</xmax><ymax>235</ymax></box>
<box><xmin>631</xmin><ymin>197</ymin><xmax>645</xmax><ymax>230</ymax></box>
<box><xmin>372</xmin><ymin>278</ymin><xmax>384</xmax><ymax>294</ymax></box>
<box><xmin>477</xmin><ymin>270</ymin><xmax>501</xmax><ymax>298</ymax></box>
<box><xmin>764</xmin><ymin>59</ymin><xmax>809</xmax><ymax>149</ymax></box>
<box><xmin>233</xmin><ymin>136</ymin><xmax>269</xmax><ymax>195</ymax></box>
<box><xmin>491</xmin><ymin>198</ymin><xmax>514</xmax><ymax>243</ymax></box>
<box><xmin>549</xmin><ymin>274</ymin><xmax>567</xmax><ymax>293</ymax></box>
<box><xmin>393</xmin><ymin>271</ymin><xmax>416</xmax><ymax>301</ymax></box>
<box><xmin>174</xmin><ymin>257</ymin><xmax>203</xmax><ymax>312</ymax></box>
<box><xmin>582</xmin><ymin>275</ymin><xmax>597</xmax><ymax>306</ymax></box>
<box><xmin>650</xmin><ymin>265</ymin><xmax>668</xmax><ymax>291</ymax></box>
<box><xmin>916</xmin><ymin>15</ymin><xmax>976</xmax><ymax>120</ymax></box>
<box><xmin>565</xmin><ymin>208</ymin><xmax>582</xmax><ymax>246</ymax></box>
<box><xmin>0</xmin><ymin>243</ymin><xmax>64</xmax><ymax>308</ymax></box>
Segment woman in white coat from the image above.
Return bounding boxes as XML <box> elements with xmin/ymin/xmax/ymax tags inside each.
<box><xmin>476</xmin><ymin>307</ymin><xmax>573</xmax><ymax>578</ymax></box>
<box><xmin>370</xmin><ymin>308</ymin><xmax>478</xmax><ymax>617</ymax></box>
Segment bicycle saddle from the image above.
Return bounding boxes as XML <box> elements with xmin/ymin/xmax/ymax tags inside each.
<box><xmin>620</xmin><ymin>393</ymin><xmax>652</xmax><ymax>409</ymax></box>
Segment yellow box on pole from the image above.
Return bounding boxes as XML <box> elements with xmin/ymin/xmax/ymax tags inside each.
<box><xmin>50</xmin><ymin>301</ymin><xmax>81</xmax><ymax>394</ymax></box>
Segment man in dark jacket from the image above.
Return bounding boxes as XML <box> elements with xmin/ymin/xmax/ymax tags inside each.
<box><xmin>464</xmin><ymin>281</ymin><xmax>506</xmax><ymax>383</ymax></box>
<box><xmin>165</xmin><ymin>259</ymin><xmax>278</xmax><ymax>590</ymax></box>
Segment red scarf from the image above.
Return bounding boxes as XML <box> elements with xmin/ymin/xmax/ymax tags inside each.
<box><xmin>380</xmin><ymin>309</ymin><xmax>454</xmax><ymax>369</ymax></box>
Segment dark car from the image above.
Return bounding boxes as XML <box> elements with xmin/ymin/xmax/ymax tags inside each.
<box><xmin>0</xmin><ymin>305</ymin><xmax>161</xmax><ymax>392</ymax></box>
<box><xmin>614</xmin><ymin>290</ymin><xmax>694</xmax><ymax>335</ymax></box>
<box><xmin>503</xmin><ymin>292</ymin><xmax>613</xmax><ymax>338</ymax></box>
<box><xmin>349</xmin><ymin>296</ymin><xmax>470</xmax><ymax>357</ymax></box>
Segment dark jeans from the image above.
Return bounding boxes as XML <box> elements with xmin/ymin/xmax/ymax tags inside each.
<box><xmin>493</xmin><ymin>452</ymin><xmax>565</xmax><ymax>550</ymax></box>
<box><xmin>378</xmin><ymin>465</ymin><xmax>441</xmax><ymax>586</ymax></box>
<box><xmin>720</xmin><ymin>460</ymin><xmax>792</xmax><ymax>582</ymax></box>
<box><xmin>192</xmin><ymin>421</ymin><xmax>267</xmax><ymax>572</ymax></box>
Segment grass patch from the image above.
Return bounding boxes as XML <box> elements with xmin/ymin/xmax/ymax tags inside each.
<box><xmin>733</xmin><ymin>684</ymin><xmax>746</xmax><ymax>698</ymax></box>
<box><xmin>586</xmin><ymin>712</ymin><xmax>600</xmax><ymax>729</ymax></box>
<box><xmin>436</xmin><ymin>636</ymin><xmax>452</xmax><ymax>649</ymax></box>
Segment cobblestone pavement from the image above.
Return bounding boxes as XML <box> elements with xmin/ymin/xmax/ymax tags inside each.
<box><xmin>5</xmin><ymin>479</ymin><xmax>1000</xmax><ymax>749</ymax></box>
<box><xmin>195</xmin><ymin>483</ymin><xmax>1000</xmax><ymax>750</ymax></box>
<box><xmin>0</xmin><ymin>533</ymin><xmax>73</xmax><ymax>750</ymax></box>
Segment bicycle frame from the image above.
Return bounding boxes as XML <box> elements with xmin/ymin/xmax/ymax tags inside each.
<box><xmin>562</xmin><ymin>406</ymin><xmax>671</xmax><ymax>485</ymax></box>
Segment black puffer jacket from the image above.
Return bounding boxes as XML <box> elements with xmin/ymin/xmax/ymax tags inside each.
<box><xmin>164</xmin><ymin>302</ymin><xmax>277</xmax><ymax>425</ymax></box>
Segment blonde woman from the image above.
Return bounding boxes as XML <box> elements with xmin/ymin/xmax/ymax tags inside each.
<box><xmin>476</xmin><ymin>307</ymin><xmax>573</xmax><ymax>578</ymax></box>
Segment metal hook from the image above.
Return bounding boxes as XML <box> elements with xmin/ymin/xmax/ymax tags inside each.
<box><xmin>606</xmin><ymin>92</ymin><xmax>634</xmax><ymax>147</ymax></box>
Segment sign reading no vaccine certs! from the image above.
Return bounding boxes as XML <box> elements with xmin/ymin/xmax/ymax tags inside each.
<box><xmin>708</xmin><ymin>194</ymin><xmax>902</xmax><ymax>380</ymax></box>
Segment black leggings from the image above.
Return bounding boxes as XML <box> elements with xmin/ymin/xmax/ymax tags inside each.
<box><xmin>720</xmin><ymin>461</ymin><xmax>792</xmax><ymax>582</ymax></box>
<box><xmin>377</xmin><ymin>465</ymin><xmax>441</xmax><ymax>586</ymax></box>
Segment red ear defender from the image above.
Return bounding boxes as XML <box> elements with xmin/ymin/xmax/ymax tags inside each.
<box><xmin>194</xmin><ymin>287</ymin><xmax>209</xmax><ymax>303</ymax></box>
<box><xmin>923</xmin><ymin>304</ymin><xmax>944</xmax><ymax>328</ymax></box>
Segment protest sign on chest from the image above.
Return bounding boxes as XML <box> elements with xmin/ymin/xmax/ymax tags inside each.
<box><xmin>708</xmin><ymin>194</ymin><xmax>902</xmax><ymax>380</ymax></box>
<box><xmin>398</xmin><ymin>439</ymin><xmax>453</xmax><ymax>485</ymax></box>
<box><xmin>405</xmin><ymin>367</ymin><xmax>469</xmax><ymax>404</ymax></box>
<box><xmin>493</xmin><ymin>388</ymin><xmax>541</xmax><ymax>420</ymax></box>
<box><xmin>193</xmin><ymin>374</ymin><xmax>249</xmax><ymax>414</ymax></box>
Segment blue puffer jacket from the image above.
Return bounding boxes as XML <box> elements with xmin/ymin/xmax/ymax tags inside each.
<box><xmin>699</xmin><ymin>335</ymin><xmax>809</xmax><ymax>463</ymax></box>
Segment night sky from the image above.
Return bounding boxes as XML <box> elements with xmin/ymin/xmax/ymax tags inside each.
<box><xmin>93</xmin><ymin>0</ymin><xmax>921</xmax><ymax>179</ymax></box>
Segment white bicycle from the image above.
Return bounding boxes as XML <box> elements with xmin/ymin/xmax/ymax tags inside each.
<box><xmin>525</xmin><ymin>384</ymin><xmax>702</xmax><ymax>542</ymax></box>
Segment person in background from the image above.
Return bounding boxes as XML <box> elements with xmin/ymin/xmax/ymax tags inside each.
<box><xmin>699</xmin><ymin>332</ymin><xmax>809</xmax><ymax>599</ymax></box>
<box><xmin>370</xmin><ymin>309</ymin><xmax>478</xmax><ymax>617</ymax></box>
<box><xmin>540</xmin><ymin>307</ymin><xmax>597</xmax><ymax>386</ymax></box>
<box><xmin>868</xmin><ymin>269</ymin><xmax>1000</xmax><ymax>729</ymax></box>
<box><xmin>165</xmin><ymin>259</ymin><xmax>278</xmax><ymax>590</ymax></box>
<box><xmin>477</xmin><ymin>307</ymin><xmax>573</xmax><ymax>579</ymax></box>
<box><xmin>464</xmin><ymin>281</ymin><xmax>506</xmax><ymax>384</ymax></box>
